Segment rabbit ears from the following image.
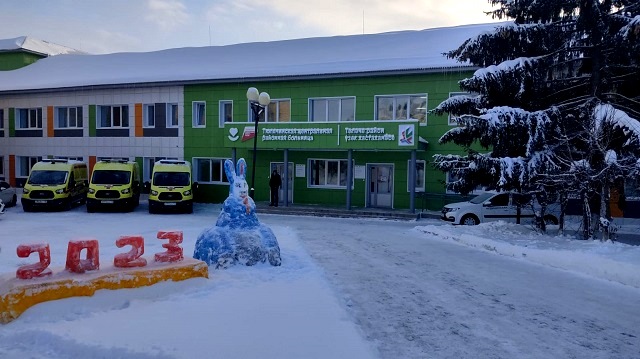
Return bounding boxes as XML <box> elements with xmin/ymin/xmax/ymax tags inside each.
<box><xmin>224</xmin><ymin>158</ymin><xmax>248</xmax><ymax>183</ymax></box>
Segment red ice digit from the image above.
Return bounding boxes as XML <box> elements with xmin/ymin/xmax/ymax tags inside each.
<box><xmin>65</xmin><ymin>239</ymin><xmax>100</xmax><ymax>273</ymax></box>
<box><xmin>114</xmin><ymin>235</ymin><xmax>147</xmax><ymax>268</ymax></box>
<box><xmin>16</xmin><ymin>243</ymin><xmax>53</xmax><ymax>279</ymax></box>
<box><xmin>154</xmin><ymin>230</ymin><xmax>184</xmax><ymax>263</ymax></box>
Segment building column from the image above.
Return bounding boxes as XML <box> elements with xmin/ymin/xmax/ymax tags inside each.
<box><xmin>346</xmin><ymin>149</ymin><xmax>353</xmax><ymax>210</ymax></box>
<box><xmin>283</xmin><ymin>149</ymin><xmax>289</xmax><ymax>207</ymax></box>
<box><xmin>409</xmin><ymin>150</ymin><xmax>416</xmax><ymax>213</ymax></box>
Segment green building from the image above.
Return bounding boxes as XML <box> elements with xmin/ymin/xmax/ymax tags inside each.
<box><xmin>0</xmin><ymin>36</ymin><xmax>84</xmax><ymax>70</ymax></box>
<box><xmin>0</xmin><ymin>23</ymin><xmax>499</xmax><ymax>212</ymax></box>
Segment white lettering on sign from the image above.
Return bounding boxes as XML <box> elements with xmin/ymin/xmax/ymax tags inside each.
<box><xmin>344</xmin><ymin>134</ymin><xmax>395</xmax><ymax>142</ymax></box>
<box><xmin>344</xmin><ymin>127</ymin><xmax>385</xmax><ymax>135</ymax></box>
<box><xmin>261</xmin><ymin>128</ymin><xmax>333</xmax><ymax>141</ymax></box>
<box><xmin>344</xmin><ymin>127</ymin><xmax>395</xmax><ymax>142</ymax></box>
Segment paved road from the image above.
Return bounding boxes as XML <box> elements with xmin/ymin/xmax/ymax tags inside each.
<box><xmin>266</xmin><ymin>215</ymin><xmax>640</xmax><ymax>359</ymax></box>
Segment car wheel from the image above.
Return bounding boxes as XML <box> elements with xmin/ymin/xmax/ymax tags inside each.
<box><xmin>9</xmin><ymin>194</ymin><xmax>17</xmax><ymax>207</ymax></box>
<box><xmin>543</xmin><ymin>215</ymin><xmax>558</xmax><ymax>225</ymax></box>
<box><xmin>186</xmin><ymin>202</ymin><xmax>193</xmax><ymax>214</ymax></box>
<box><xmin>22</xmin><ymin>202</ymin><xmax>33</xmax><ymax>212</ymax></box>
<box><xmin>460</xmin><ymin>214</ymin><xmax>480</xmax><ymax>225</ymax></box>
<box><xmin>86</xmin><ymin>203</ymin><xmax>96</xmax><ymax>213</ymax></box>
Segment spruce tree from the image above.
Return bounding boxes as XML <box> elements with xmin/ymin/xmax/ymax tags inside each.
<box><xmin>432</xmin><ymin>1</ymin><xmax>640</xmax><ymax>238</ymax></box>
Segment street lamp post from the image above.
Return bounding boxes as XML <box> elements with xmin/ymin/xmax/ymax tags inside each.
<box><xmin>246</xmin><ymin>87</ymin><xmax>271</xmax><ymax>199</ymax></box>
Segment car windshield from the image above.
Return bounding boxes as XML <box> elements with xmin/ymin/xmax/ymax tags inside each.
<box><xmin>28</xmin><ymin>170</ymin><xmax>68</xmax><ymax>185</ymax></box>
<box><xmin>469</xmin><ymin>192</ymin><xmax>496</xmax><ymax>204</ymax></box>
<box><xmin>153</xmin><ymin>172</ymin><xmax>190</xmax><ymax>186</ymax></box>
<box><xmin>92</xmin><ymin>170</ymin><xmax>131</xmax><ymax>185</ymax></box>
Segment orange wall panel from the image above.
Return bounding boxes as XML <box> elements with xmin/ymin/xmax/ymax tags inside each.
<box><xmin>135</xmin><ymin>103</ymin><xmax>143</xmax><ymax>137</ymax></box>
<box><xmin>9</xmin><ymin>155</ymin><xmax>15</xmax><ymax>187</ymax></box>
<box><xmin>47</xmin><ymin>106</ymin><xmax>54</xmax><ymax>137</ymax></box>
<box><xmin>89</xmin><ymin>156</ymin><xmax>96</xmax><ymax>176</ymax></box>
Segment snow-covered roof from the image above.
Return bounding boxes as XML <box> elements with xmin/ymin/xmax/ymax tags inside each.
<box><xmin>0</xmin><ymin>23</ymin><xmax>504</xmax><ymax>93</ymax></box>
<box><xmin>0</xmin><ymin>36</ymin><xmax>85</xmax><ymax>57</ymax></box>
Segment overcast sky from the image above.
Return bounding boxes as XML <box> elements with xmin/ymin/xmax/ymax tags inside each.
<box><xmin>0</xmin><ymin>0</ymin><xmax>500</xmax><ymax>54</ymax></box>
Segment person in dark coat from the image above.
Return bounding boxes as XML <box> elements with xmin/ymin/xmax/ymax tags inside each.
<box><xmin>269</xmin><ymin>169</ymin><xmax>282</xmax><ymax>206</ymax></box>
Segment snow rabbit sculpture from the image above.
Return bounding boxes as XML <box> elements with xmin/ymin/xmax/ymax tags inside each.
<box><xmin>193</xmin><ymin>158</ymin><xmax>281</xmax><ymax>268</ymax></box>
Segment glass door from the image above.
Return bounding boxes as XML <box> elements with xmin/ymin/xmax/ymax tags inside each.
<box><xmin>270</xmin><ymin>162</ymin><xmax>294</xmax><ymax>204</ymax></box>
<box><xmin>367</xmin><ymin>164</ymin><xmax>393</xmax><ymax>208</ymax></box>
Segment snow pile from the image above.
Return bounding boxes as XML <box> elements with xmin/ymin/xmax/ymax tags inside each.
<box><xmin>193</xmin><ymin>159</ymin><xmax>281</xmax><ymax>268</ymax></box>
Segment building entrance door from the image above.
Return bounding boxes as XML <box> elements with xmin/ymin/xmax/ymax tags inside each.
<box><xmin>367</xmin><ymin>164</ymin><xmax>393</xmax><ymax>208</ymax></box>
<box><xmin>270</xmin><ymin>162</ymin><xmax>294</xmax><ymax>205</ymax></box>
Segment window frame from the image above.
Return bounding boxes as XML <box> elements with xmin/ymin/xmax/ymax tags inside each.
<box><xmin>0</xmin><ymin>156</ymin><xmax>4</xmax><ymax>180</ymax></box>
<box><xmin>219</xmin><ymin>100</ymin><xmax>233</xmax><ymax>128</ymax></box>
<box><xmin>16</xmin><ymin>156</ymin><xmax>42</xmax><ymax>178</ymax></box>
<box><xmin>166</xmin><ymin>103</ymin><xmax>179</xmax><ymax>128</ymax></box>
<box><xmin>374</xmin><ymin>94</ymin><xmax>427</xmax><ymax>125</ymax></box>
<box><xmin>54</xmin><ymin>106</ymin><xmax>84</xmax><ymax>129</ymax></box>
<box><xmin>192</xmin><ymin>157</ymin><xmax>230</xmax><ymax>184</ymax></box>
<box><xmin>249</xmin><ymin>98</ymin><xmax>291</xmax><ymax>123</ymax></box>
<box><xmin>307</xmin><ymin>158</ymin><xmax>353</xmax><ymax>189</ymax></box>
<box><xmin>446</xmin><ymin>171</ymin><xmax>484</xmax><ymax>194</ymax></box>
<box><xmin>192</xmin><ymin>101</ymin><xmax>206</xmax><ymax>128</ymax></box>
<box><xmin>406</xmin><ymin>159</ymin><xmax>426</xmax><ymax>192</ymax></box>
<box><xmin>143</xmin><ymin>104</ymin><xmax>156</xmax><ymax>128</ymax></box>
<box><xmin>16</xmin><ymin>107</ymin><xmax>43</xmax><ymax>129</ymax></box>
<box><xmin>308</xmin><ymin>96</ymin><xmax>356</xmax><ymax>122</ymax></box>
<box><xmin>447</xmin><ymin>92</ymin><xmax>470</xmax><ymax>126</ymax></box>
<box><xmin>97</xmin><ymin>105</ymin><xmax>129</xmax><ymax>129</ymax></box>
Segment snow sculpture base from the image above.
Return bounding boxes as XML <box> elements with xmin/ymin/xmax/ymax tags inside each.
<box><xmin>193</xmin><ymin>158</ymin><xmax>281</xmax><ymax>269</ymax></box>
<box><xmin>0</xmin><ymin>257</ymin><xmax>208</xmax><ymax>324</ymax></box>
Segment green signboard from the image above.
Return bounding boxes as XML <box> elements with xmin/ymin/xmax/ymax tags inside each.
<box><xmin>223</xmin><ymin>121</ymin><xmax>418</xmax><ymax>150</ymax></box>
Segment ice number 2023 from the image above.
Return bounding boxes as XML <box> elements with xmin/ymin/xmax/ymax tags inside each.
<box><xmin>15</xmin><ymin>231</ymin><xmax>184</xmax><ymax>280</ymax></box>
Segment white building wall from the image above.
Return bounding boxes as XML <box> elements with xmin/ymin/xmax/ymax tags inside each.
<box><xmin>0</xmin><ymin>86</ymin><xmax>185</xmax><ymax>166</ymax></box>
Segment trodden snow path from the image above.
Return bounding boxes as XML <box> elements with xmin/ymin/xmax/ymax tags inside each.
<box><xmin>279</xmin><ymin>215</ymin><xmax>640</xmax><ymax>359</ymax></box>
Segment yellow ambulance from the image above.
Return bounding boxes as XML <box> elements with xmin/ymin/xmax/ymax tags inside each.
<box><xmin>87</xmin><ymin>159</ymin><xmax>141</xmax><ymax>212</ymax></box>
<box><xmin>148</xmin><ymin>159</ymin><xmax>193</xmax><ymax>213</ymax></box>
<box><xmin>21</xmin><ymin>159</ymin><xmax>88</xmax><ymax>212</ymax></box>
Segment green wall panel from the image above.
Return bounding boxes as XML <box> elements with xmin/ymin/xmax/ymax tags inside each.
<box><xmin>183</xmin><ymin>71</ymin><xmax>474</xmax><ymax>208</ymax></box>
<box><xmin>89</xmin><ymin>105</ymin><xmax>96</xmax><ymax>137</ymax></box>
<box><xmin>0</xmin><ymin>52</ymin><xmax>43</xmax><ymax>71</ymax></box>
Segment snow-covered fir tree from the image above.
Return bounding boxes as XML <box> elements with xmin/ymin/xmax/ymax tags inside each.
<box><xmin>432</xmin><ymin>0</ymin><xmax>640</xmax><ymax>239</ymax></box>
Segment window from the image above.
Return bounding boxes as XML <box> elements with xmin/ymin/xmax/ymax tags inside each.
<box><xmin>98</xmin><ymin>105</ymin><xmax>129</xmax><ymax>128</ymax></box>
<box><xmin>143</xmin><ymin>156</ymin><xmax>178</xmax><ymax>182</ymax></box>
<box><xmin>446</xmin><ymin>171</ymin><xmax>484</xmax><ymax>194</ymax></box>
<box><xmin>16</xmin><ymin>108</ymin><xmax>43</xmax><ymax>129</ymax></box>
<box><xmin>143</xmin><ymin>104</ymin><xmax>155</xmax><ymax>127</ymax></box>
<box><xmin>0</xmin><ymin>156</ymin><xmax>4</xmax><ymax>180</ymax></box>
<box><xmin>17</xmin><ymin>156</ymin><xmax>42</xmax><ymax>177</ymax></box>
<box><xmin>219</xmin><ymin>101</ymin><xmax>233</xmax><ymax>128</ymax></box>
<box><xmin>308</xmin><ymin>159</ymin><xmax>352</xmax><ymax>188</ymax></box>
<box><xmin>448</xmin><ymin>92</ymin><xmax>471</xmax><ymax>126</ymax></box>
<box><xmin>0</xmin><ymin>109</ymin><xmax>4</xmax><ymax>129</ymax></box>
<box><xmin>193</xmin><ymin>158</ymin><xmax>229</xmax><ymax>184</ymax></box>
<box><xmin>309</xmin><ymin>97</ymin><xmax>355</xmax><ymax>122</ymax></box>
<box><xmin>251</xmin><ymin>99</ymin><xmax>290</xmax><ymax>123</ymax></box>
<box><xmin>193</xmin><ymin>102</ymin><xmax>206</xmax><ymax>127</ymax></box>
<box><xmin>375</xmin><ymin>94</ymin><xmax>427</xmax><ymax>124</ymax></box>
<box><xmin>407</xmin><ymin>160</ymin><xmax>425</xmax><ymax>192</ymax></box>
<box><xmin>167</xmin><ymin>103</ymin><xmax>179</xmax><ymax>128</ymax></box>
<box><xmin>55</xmin><ymin>106</ymin><xmax>83</xmax><ymax>128</ymax></box>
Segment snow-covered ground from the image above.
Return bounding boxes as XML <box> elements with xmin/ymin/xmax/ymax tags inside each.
<box><xmin>0</xmin><ymin>201</ymin><xmax>639</xmax><ymax>358</ymax></box>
